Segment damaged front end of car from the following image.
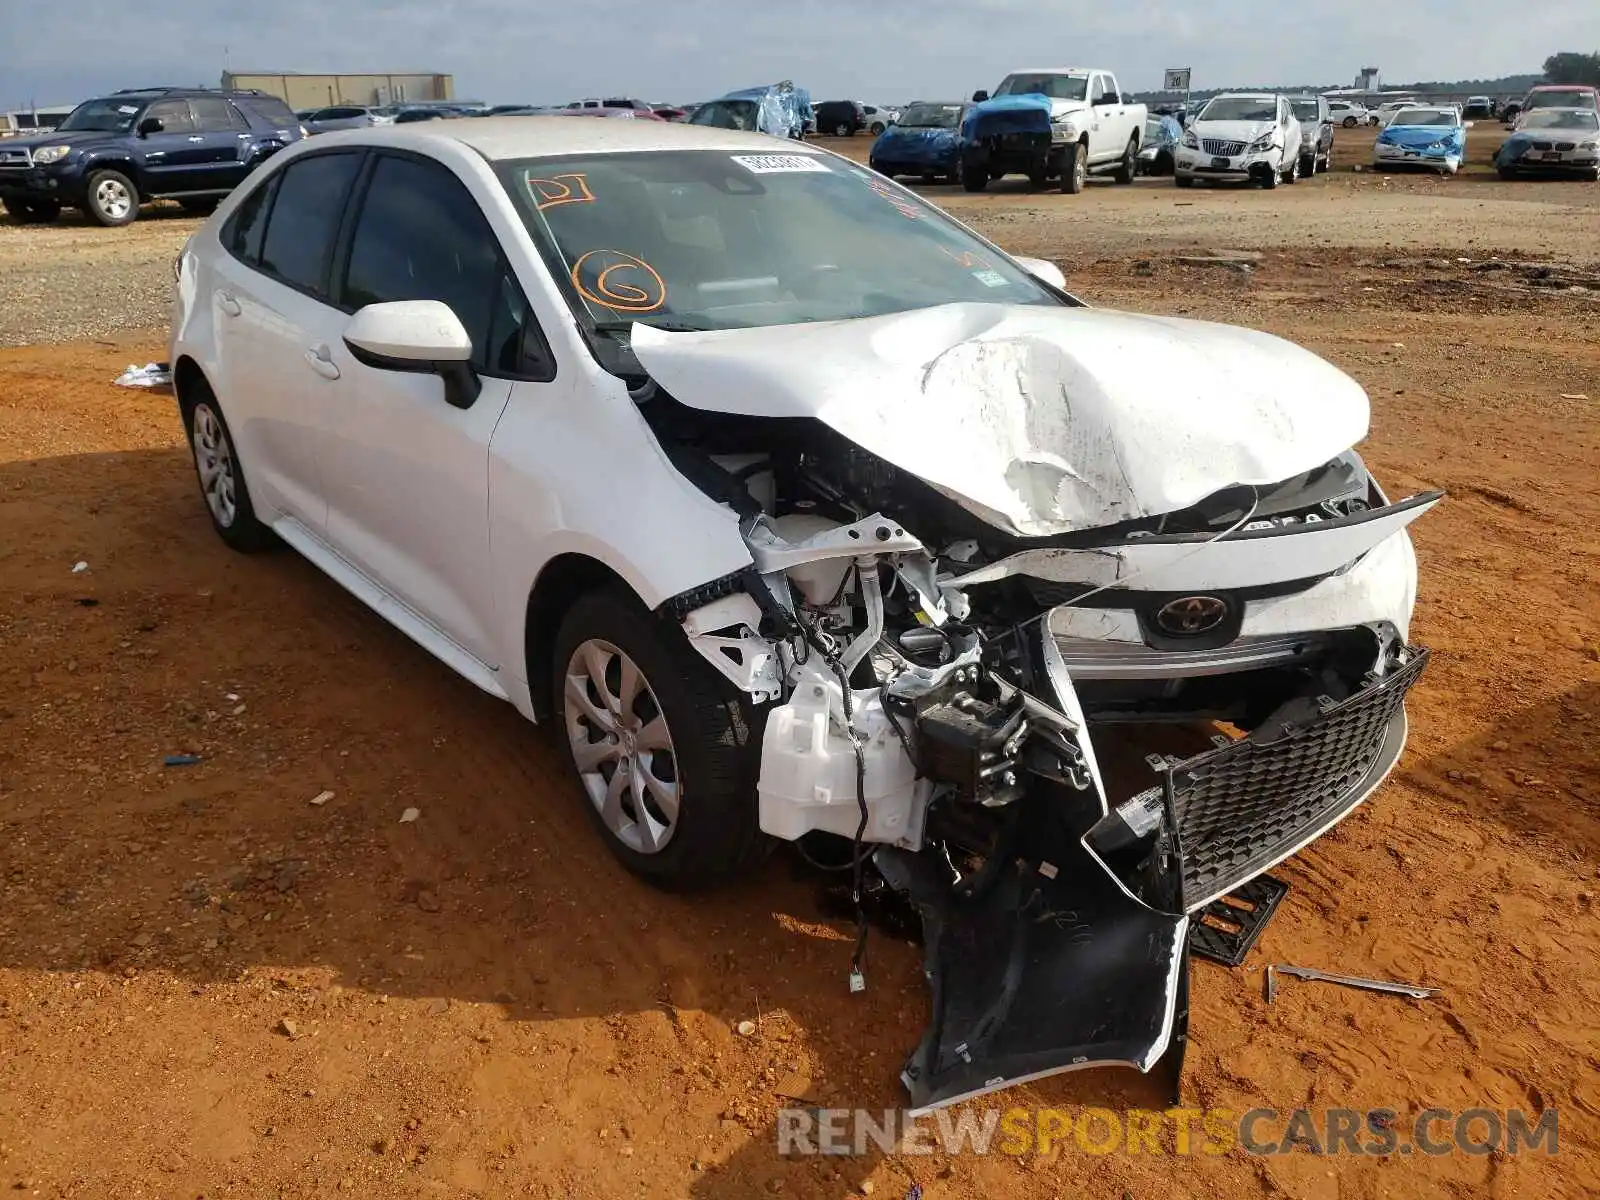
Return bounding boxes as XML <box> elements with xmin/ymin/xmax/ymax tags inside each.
<box><xmin>629</xmin><ymin>306</ymin><xmax>1438</xmax><ymax>1112</ymax></box>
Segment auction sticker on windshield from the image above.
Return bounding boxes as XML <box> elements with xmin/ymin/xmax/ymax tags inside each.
<box><xmin>730</xmin><ymin>154</ymin><xmax>831</xmax><ymax>174</ymax></box>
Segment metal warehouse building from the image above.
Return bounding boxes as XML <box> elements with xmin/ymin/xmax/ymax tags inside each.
<box><xmin>219</xmin><ymin>72</ymin><xmax>454</xmax><ymax>109</ymax></box>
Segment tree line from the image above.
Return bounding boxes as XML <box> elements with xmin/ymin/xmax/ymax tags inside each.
<box><xmin>1543</xmin><ymin>52</ymin><xmax>1600</xmax><ymax>86</ymax></box>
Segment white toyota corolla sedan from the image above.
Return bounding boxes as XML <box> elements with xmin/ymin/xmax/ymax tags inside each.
<box><xmin>171</xmin><ymin>118</ymin><xmax>1437</xmax><ymax>1111</ymax></box>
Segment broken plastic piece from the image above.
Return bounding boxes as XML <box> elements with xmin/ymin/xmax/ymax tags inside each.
<box><xmin>848</xmin><ymin>967</ymin><xmax>865</xmax><ymax>994</ymax></box>
<box><xmin>114</xmin><ymin>362</ymin><xmax>173</xmax><ymax>389</ymax></box>
<box><xmin>163</xmin><ymin>754</ymin><xmax>201</xmax><ymax>767</ymax></box>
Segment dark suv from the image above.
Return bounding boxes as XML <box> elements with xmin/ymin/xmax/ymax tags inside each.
<box><xmin>814</xmin><ymin>100</ymin><xmax>866</xmax><ymax>136</ymax></box>
<box><xmin>0</xmin><ymin>87</ymin><xmax>303</xmax><ymax>227</ymax></box>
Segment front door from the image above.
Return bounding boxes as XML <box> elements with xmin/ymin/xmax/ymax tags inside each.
<box><xmin>133</xmin><ymin>99</ymin><xmax>212</xmax><ymax>193</ymax></box>
<box><xmin>314</xmin><ymin>151</ymin><xmax>539</xmax><ymax>667</ymax></box>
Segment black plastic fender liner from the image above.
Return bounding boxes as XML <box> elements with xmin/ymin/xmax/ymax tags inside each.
<box><xmin>880</xmin><ymin>796</ymin><xmax>1189</xmax><ymax>1115</ymax></box>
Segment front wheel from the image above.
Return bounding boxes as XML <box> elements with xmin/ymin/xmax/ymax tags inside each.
<box><xmin>1283</xmin><ymin>155</ymin><xmax>1299</xmax><ymax>185</ymax></box>
<box><xmin>553</xmin><ymin>587</ymin><xmax>768</xmax><ymax>885</ymax></box>
<box><xmin>1060</xmin><ymin>142</ymin><xmax>1087</xmax><ymax>193</ymax></box>
<box><xmin>869</xmin><ymin>122</ymin><xmax>886</xmax><ymax>135</ymax></box>
<box><xmin>1299</xmin><ymin>153</ymin><xmax>1315</xmax><ymax>179</ymax></box>
<box><xmin>1112</xmin><ymin>136</ymin><xmax>1137</xmax><ymax>184</ymax></box>
<box><xmin>960</xmin><ymin>162</ymin><xmax>989</xmax><ymax>192</ymax></box>
<box><xmin>84</xmin><ymin>169</ymin><xmax>139</xmax><ymax>226</ymax></box>
<box><xmin>834</xmin><ymin>123</ymin><xmax>851</xmax><ymax>137</ymax></box>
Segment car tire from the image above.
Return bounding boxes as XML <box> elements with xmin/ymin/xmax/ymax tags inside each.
<box><xmin>1343</xmin><ymin>116</ymin><xmax>1358</xmax><ymax>128</ymax></box>
<box><xmin>181</xmin><ymin>385</ymin><xmax>274</xmax><ymax>552</ymax></box>
<box><xmin>1588</xmin><ymin>167</ymin><xmax>1600</xmax><ymax>182</ymax></box>
<box><xmin>834</xmin><ymin>122</ymin><xmax>851</xmax><ymax>137</ymax></box>
<box><xmin>1299</xmin><ymin>153</ymin><xmax>1315</xmax><ymax>178</ymax></box>
<box><xmin>1060</xmin><ymin>142</ymin><xmax>1087</xmax><ymax>193</ymax></box>
<box><xmin>1284</xmin><ymin>155</ymin><xmax>1299</xmax><ymax>184</ymax></box>
<box><xmin>870</xmin><ymin>122</ymin><xmax>886</xmax><ymax>135</ymax></box>
<box><xmin>960</xmin><ymin>162</ymin><xmax>989</xmax><ymax>192</ymax></box>
<box><xmin>1112</xmin><ymin>135</ymin><xmax>1137</xmax><ymax>184</ymax></box>
<box><xmin>1027</xmin><ymin>163</ymin><xmax>1049</xmax><ymax>189</ymax></box>
<box><xmin>84</xmin><ymin>169</ymin><xmax>139</xmax><ymax>227</ymax></box>
<box><xmin>552</xmin><ymin>586</ymin><xmax>769</xmax><ymax>886</ymax></box>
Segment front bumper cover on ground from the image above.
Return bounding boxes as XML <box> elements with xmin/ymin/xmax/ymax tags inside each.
<box><xmin>885</xmin><ymin>645</ymin><xmax>1428</xmax><ymax>1113</ymax></box>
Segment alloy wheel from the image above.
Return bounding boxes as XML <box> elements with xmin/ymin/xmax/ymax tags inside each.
<box><xmin>95</xmin><ymin>177</ymin><xmax>133</xmax><ymax>221</ymax></box>
<box><xmin>191</xmin><ymin>402</ymin><xmax>237</xmax><ymax>527</ymax></box>
<box><xmin>564</xmin><ymin>639</ymin><xmax>680</xmax><ymax>854</ymax></box>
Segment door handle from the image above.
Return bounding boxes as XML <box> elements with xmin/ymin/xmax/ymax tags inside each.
<box><xmin>305</xmin><ymin>345</ymin><xmax>341</xmax><ymax>380</ymax></box>
<box><xmin>218</xmin><ymin>293</ymin><xmax>241</xmax><ymax>317</ymax></box>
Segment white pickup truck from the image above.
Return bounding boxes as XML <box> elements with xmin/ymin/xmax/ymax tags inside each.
<box><xmin>963</xmin><ymin>67</ymin><xmax>1148</xmax><ymax>193</ymax></box>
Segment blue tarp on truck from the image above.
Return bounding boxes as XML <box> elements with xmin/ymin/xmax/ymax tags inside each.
<box><xmin>960</xmin><ymin>93</ymin><xmax>1053</xmax><ymax>141</ymax></box>
<box><xmin>691</xmin><ymin>82</ymin><xmax>814</xmax><ymax>139</ymax></box>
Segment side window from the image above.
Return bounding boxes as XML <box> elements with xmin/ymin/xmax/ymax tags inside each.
<box><xmin>222</xmin><ymin>171</ymin><xmax>281</xmax><ymax>266</ymax></box>
<box><xmin>192</xmin><ymin>96</ymin><xmax>245</xmax><ymax>132</ymax></box>
<box><xmin>1104</xmin><ymin>75</ymin><xmax>1119</xmax><ymax>101</ymax></box>
<box><xmin>145</xmin><ymin>99</ymin><xmax>197</xmax><ymax>133</ymax></box>
<box><xmin>259</xmin><ymin>152</ymin><xmax>362</xmax><ymax>297</ymax></box>
<box><xmin>341</xmin><ymin>154</ymin><xmax>548</xmax><ymax>377</ymax></box>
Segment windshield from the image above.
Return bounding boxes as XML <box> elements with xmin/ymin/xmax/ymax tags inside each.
<box><xmin>57</xmin><ymin>97</ymin><xmax>143</xmax><ymax>133</ymax></box>
<box><xmin>1290</xmin><ymin>100</ymin><xmax>1321</xmax><ymax>121</ymax></box>
<box><xmin>897</xmin><ymin>103</ymin><xmax>961</xmax><ymax>129</ymax></box>
<box><xmin>1199</xmin><ymin>97</ymin><xmax>1277</xmax><ymax>122</ymax></box>
<box><xmin>497</xmin><ymin>150</ymin><xmax>1059</xmax><ymax>370</ymax></box>
<box><xmin>1521</xmin><ymin>109</ymin><xmax>1599</xmax><ymax>131</ymax></box>
<box><xmin>1527</xmin><ymin>89</ymin><xmax>1597</xmax><ymax>111</ymax></box>
<box><xmin>1391</xmin><ymin>109</ymin><xmax>1456</xmax><ymax>126</ymax></box>
<box><xmin>995</xmin><ymin>73</ymin><xmax>1089</xmax><ymax>102</ymax></box>
<box><xmin>688</xmin><ymin>100</ymin><xmax>759</xmax><ymax>131</ymax></box>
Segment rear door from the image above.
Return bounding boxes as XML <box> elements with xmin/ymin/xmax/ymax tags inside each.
<box><xmin>188</xmin><ymin>96</ymin><xmax>253</xmax><ymax>190</ymax></box>
<box><xmin>313</xmin><ymin>150</ymin><xmax>550</xmax><ymax>665</ymax></box>
<box><xmin>209</xmin><ymin>149</ymin><xmax>365</xmax><ymax>529</ymax></box>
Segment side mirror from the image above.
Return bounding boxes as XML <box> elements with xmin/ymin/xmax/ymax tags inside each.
<box><xmin>343</xmin><ymin>300</ymin><xmax>482</xmax><ymax>409</ymax></box>
<box><xmin>972</xmin><ymin>90</ymin><xmax>990</xmax><ymax>103</ymax></box>
<box><xmin>1096</xmin><ymin>93</ymin><xmax>1118</xmax><ymax>107</ymax></box>
<box><xmin>137</xmin><ymin>117</ymin><xmax>164</xmax><ymax>137</ymax></box>
<box><xmin>1013</xmin><ymin>255</ymin><xmax>1067</xmax><ymax>291</ymax></box>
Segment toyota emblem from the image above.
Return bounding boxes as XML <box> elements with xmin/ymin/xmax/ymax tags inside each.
<box><xmin>1155</xmin><ymin>596</ymin><xmax>1229</xmax><ymax>636</ymax></box>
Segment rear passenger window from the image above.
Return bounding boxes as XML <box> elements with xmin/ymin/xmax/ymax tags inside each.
<box><xmin>258</xmin><ymin>153</ymin><xmax>361</xmax><ymax>297</ymax></box>
<box><xmin>341</xmin><ymin>154</ymin><xmax>526</xmax><ymax>373</ymax></box>
<box><xmin>222</xmin><ymin>172</ymin><xmax>280</xmax><ymax>266</ymax></box>
<box><xmin>193</xmin><ymin>96</ymin><xmax>247</xmax><ymax>132</ymax></box>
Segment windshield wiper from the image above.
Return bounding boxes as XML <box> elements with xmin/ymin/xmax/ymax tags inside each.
<box><xmin>590</xmin><ymin>318</ymin><xmax>714</xmax><ymax>335</ymax></box>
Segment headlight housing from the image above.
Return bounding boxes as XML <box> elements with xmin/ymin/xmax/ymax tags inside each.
<box><xmin>1248</xmin><ymin>133</ymin><xmax>1275</xmax><ymax>152</ymax></box>
<box><xmin>1182</xmin><ymin>130</ymin><xmax>1199</xmax><ymax>149</ymax></box>
<box><xmin>31</xmin><ymin>145</ymin><xmax>72</xmax><ymax>165</ymax></box>
<box><xmin>1581</xmin><ymin>141</ymin><xmax>1599</xmax><ymax>151</ymax></box>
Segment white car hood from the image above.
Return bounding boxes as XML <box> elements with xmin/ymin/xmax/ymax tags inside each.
<box><xmin>1192</xmin><ymin>120</ymin><xmax>1280</xmax><ymax>144</ymax></box>
<box><xmin>631</xmin><ymin>303</ymin><xmax>1369</xmax><ymax>538</ymax></box>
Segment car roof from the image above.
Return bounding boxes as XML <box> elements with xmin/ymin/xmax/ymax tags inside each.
<box><xmin>1209</xmin><ymin>92</ymin><xmax>1280</xmax><ymax>100</ymax></box>
<box><xmin>1391</xmin><ymin>106</ymin><xmax>1457</xmax><ymax>117</ymax></box>
<box><xmin>1003</xmin><ymin>67</ymin><xmax>1094</xmax><ymax>75</ymax></box>
<box><xmin>301</xmin><ymin>116</ymin><xmax>822</xmax><ymax>160</ymax></box>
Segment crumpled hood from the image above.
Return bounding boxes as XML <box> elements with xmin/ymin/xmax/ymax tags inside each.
<box><xmin>1191</xmin><ymin>119</ymin><xmax>1276</xmax><ymax>144</ymax></box>
<box><xmin>631</xmin><ymin>303</ymin><xmax>1370</xmax><ymax>537</ymax></box>
<box><xmin>1380</xmin><ymin>124</ymin><xmax>1462</xmax><ymax>149</ymax></box>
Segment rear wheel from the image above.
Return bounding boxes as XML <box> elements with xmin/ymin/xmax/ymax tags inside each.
<box><xmin>1060</xmin><ymin>142</ymin><xmax>1087</xmax><ymax>193</ymax></box>
<box><xmin>1343</xmin><ymin>116</ymin><xmax>1358</xmax><ymax>128</ymax></box>
<box><xmin>552</xmin><ymin>587</ymin><xmax>769</xmax><ymax>885</ymax></box>
<box><xmin>834</xmin><ymin>122</ymin><xmax>851</xmax><ymax>137</ymax></box>
<box><xmin>182</xmin><ymin>386</ymin><xmax>274</xmax><ymax>552</ymax></box>
<box><xmin>869</xmin><ymin>122</ymin><xmax>886</xmax><ymax>135</ymax></box>
<box><xmin>84</xmin><ymin>169</ymin><xmax>139</xmax><ymax>226</ymax></box>
<box><xmin>1112</xmin><ymin>135</ymin><xmax>1137</xmax><ymax>184</ymax></box>
<box><xmin>1299</xmin><ymin>153</ymin><xmax>1315</xmax><ymax>178</ymax></box>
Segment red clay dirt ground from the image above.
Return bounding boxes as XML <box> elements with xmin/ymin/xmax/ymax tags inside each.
<box><xmin>2</xmin><ymin>148</ymin><xmax>1599</xmax><ymax>1199</ymax></box>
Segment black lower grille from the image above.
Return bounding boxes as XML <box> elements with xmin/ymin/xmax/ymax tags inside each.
<box><xmin>1166</xmin><ymin>646</ymin><xmax>1428</xmax><ymax>907</ymax></box>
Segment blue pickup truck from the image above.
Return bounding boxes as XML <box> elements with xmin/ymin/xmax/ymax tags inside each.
<box><xmin>0</xmin><ymin>86</ymin><xmax>303</xmax><ymax>227</ymax></box>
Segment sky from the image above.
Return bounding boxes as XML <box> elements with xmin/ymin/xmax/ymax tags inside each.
<box><xmin>1</xmin><ymin>0</ymin><xmax>1591</xmax><ymax>110</ymax></box>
